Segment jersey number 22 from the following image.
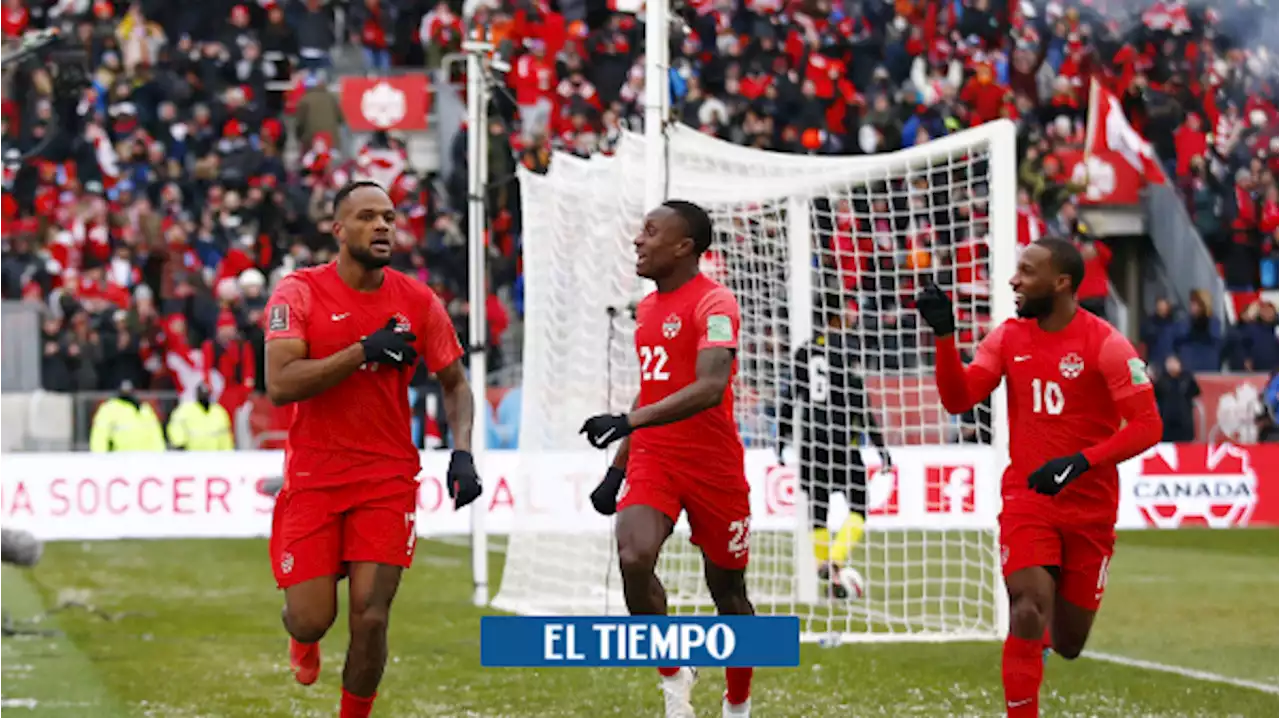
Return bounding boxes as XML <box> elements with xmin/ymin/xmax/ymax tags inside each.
<box><xmin>640</xmin><ymin>345</ymin><xmax>670</xmax><ymax>381</ymax></box>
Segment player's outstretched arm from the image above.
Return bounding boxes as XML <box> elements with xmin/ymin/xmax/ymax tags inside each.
<box><xmin>628</xmin><ymin>347</ymin><xmax>735</xmax><ymax>430</ymax></box>
<box><xmin>916</xmin><ymin>284</ymin><xmax>1003</xmax><ymax>414</ymax></box>
<box><xmin>436</xmin><ymin>359</ymin><xmax>474</xmax><ymax>452</ymax></box>
<box><xmin>265</xmin><ymin>338</ymin><xmax>366</xmax><ymax>406</ymax></box>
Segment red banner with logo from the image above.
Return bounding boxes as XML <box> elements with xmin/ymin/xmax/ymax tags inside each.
<box><xmin>1193</xmin><ymin>373</ymin><xmax>1273</xmax><ymax>443</ymax></box>
<box><xmin>1122</xmin><ymin>443</ymin><xmax>1279</xmax><ymax>528</ymax></box>
<box><xmin>1058</xmin><ymin>148</ymin><xmax>1144</xmax><ymax>206</ymax></box>
<box><xmin>340</xmin><ymin>76</ymin><xmax>431</xmax><ymax>132</ymax></box>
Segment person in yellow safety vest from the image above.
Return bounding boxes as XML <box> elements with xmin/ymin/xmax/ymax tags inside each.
<box><xmin>167</xmin><ymin>384</ymin><xmax>235</xmax><ymax>451</ymax></box>
<box><xmin>88</xmin><ymin>380</ymin><xmax>167</xmax><ymax>452</ymax></box>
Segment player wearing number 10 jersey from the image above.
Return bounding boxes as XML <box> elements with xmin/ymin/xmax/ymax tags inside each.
<box><xmin>579</xmin><ymin>200</ymin><xmax>754</xmax><ymax>718</ymax></box>
<box><xmin>915</xmin><ymin>238</ymin><xmax>1162</xmax><ymax>718</ymax></box>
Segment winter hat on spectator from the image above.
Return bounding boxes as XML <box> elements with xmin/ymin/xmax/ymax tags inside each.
<box><xmin>238</xmin><ymin>269</ymin><xmax>266</xmax><ymax>292</ymax></box>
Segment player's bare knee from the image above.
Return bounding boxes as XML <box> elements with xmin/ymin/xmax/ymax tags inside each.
<box><xmin>349</xmin><ymin>604</ymin><xmax>391</xmax><ymax>638</ymax></box>
<box><xmin>616</xmin><ymin>543</ymin><xmax>659</xmax><ymax>578</ymax></box>
<box><xmin>1008</xmin><ymin>594</ymin><xmax>1049</xmax><ymax>637</ymax></box>
<box><xmin>284</xmin><ymin>605</ymin><xmax>336</xmax><ymax>644</ymax></box>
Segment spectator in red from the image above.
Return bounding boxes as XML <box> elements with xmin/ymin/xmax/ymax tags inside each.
<box><xmin>512</xmin><ymin>39</ymin><xmax>556</xmax><ymax>139</ymax></box>
<box><xmin>959</xmin><ymin>63</ymin><xmax>1008</xmax><ymax>125</ymax></box>
<box><xmin>351</xmin><ymin>0</ymin><xmax>393</xmax><ymax>71</ymax></box>
<box><xmin>1174</xmin><ymin>113</ymin><xmax>1208</xmax><ymax>178</ymax></box>
<box><xmin>203</xmin><ymin>310</ymin><xmax>255</xmax><ymax>444</ymax></box>
<box><xmin>1076</xmin><ymin>227</ymin><xmax>1113</xmax><ymax>321</ymax></box>
<box><xmin>2</xmin><ymin>0</ymin><xmax>28</xmax><ymax>38</ymax></box>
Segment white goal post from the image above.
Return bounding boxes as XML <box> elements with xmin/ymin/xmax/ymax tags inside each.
<box><xmin>489</xmin><ymin>119</ymin><xmax>1018</xmax><ymax>643</ymax></box>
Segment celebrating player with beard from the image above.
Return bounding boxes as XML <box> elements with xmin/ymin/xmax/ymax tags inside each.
<box><xmin>264</xmin><ymin>181</ymin><xmax>483</xmax><ymax>718</ymax></box>
<box><xmin>916</xmin><ymin>238</ymin><xmax>1162</xmax><ymax>718</ymax></box>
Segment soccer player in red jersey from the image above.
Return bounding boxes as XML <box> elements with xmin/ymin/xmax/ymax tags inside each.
<box><xmin>581</xmin><ymin>200</ymin><xmax>755</xmax><ymax>718</ymax></box>
<box><xmin>264</xmin><ymin>181</ymin><xmax>483</xmax><ymax>718</ymax></box>
<box><xmin>915</xmin><ymin>237</ymin><xmax>1163</xmax><ymax>718</ymax></box>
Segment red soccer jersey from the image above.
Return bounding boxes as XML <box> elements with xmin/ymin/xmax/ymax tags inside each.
<box><xmin>970</xmin><ymin>310</ymin><xmax>1154</xmax><ymax>522</ymax></box>
<box><xmin>264</xmin><ymin>263</ymin><xmax>464</xmax><ymax>488</ymax></box>
<box><xmin>631</xmin><ymin>274</ymin><xmax>744</xmax><ymax>475</ymax></box>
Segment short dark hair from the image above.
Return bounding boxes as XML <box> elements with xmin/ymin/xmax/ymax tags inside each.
<box><xmin>332</xmin><ymin>180</ymin><xmax>388</xmax><ymax>215</ymax></box>
<box><xmin>1034</xmin><ymin>237</ymin><xmax>1086</xmax><ymax>292</ymax></box>
<box><xmin>663</xmin><ymin>199</ymin><xmax>714</xmax><ymax>254</ymax></box>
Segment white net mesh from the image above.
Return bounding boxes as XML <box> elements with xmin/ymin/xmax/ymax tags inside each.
<box><xmin>494</xmin><ymin>121</ymin><xmax>1018</xmax><ymax>642</ymax></box>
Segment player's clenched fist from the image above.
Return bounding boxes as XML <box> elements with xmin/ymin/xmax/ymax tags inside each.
<box><xmin>361</xmin><ymin>318</ymin><xmax>419</xmax><ymax>366</ymax></box>
<box><xmin>447</xmin><ymin>450</ymin><xmax>483</xmax><ymax>509</ymax></box>
<box><xmin>915</xmin><ymin>283</ymin><xmax>956</xmax><ymax>337</ymax></box>
<box><xmin>579</xmin><ymin>413</ymin><xmax>633</xmax><ymax>449</ymax></box>
<box><xmin>1027</xmin><ymin>453</ymin><xmax>1090</xmax><ymax>496</ymax></box>
<box><xmin>590</xmin><ymin>466</ymin><xmax>626</xmax><ymax>515</ymax></box>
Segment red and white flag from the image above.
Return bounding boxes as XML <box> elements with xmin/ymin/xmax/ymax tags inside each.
<box><xmin>1085</xmin><ymin>78</ymin><xmax>1166</xmax><ymax>186</ymax></box>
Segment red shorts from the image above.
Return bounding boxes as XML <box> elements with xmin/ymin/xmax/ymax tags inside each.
<box><xmin>270</xmin><ymin>477</ymin><xmax>419</xmax><ymax>589</ymax></box>
<box><xmin>999</xmin><ymin>508</ymin><xmax>1115</xmax><ymax>611</ymax></box>
<box><xmin>619</xmin><ymin>452</ymin><xmax>751</xmax><ymax>571</ymax></box>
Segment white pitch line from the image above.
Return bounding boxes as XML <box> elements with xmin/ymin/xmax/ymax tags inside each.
<box><xmin>1082</xmin><ymin>650</ymin><xmax>1280</xmax><ymax>695</ymax></box>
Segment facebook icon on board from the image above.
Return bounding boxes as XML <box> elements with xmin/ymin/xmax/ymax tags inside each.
<box><xmin>480</xmin><ymin>616</ymin><xmax>801</xmax><ymax>668</ymax></box>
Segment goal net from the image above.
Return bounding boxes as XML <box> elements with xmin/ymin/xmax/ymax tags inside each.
<box><xmin>492</xmin><ymin>120</ymin><xmax>1017</xmax><ymax>643</ymax></box>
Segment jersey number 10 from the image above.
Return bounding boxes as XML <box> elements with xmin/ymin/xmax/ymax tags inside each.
<box><xmin>640</xmin><ymin>345</ymin><xmax>671</xmax><ymax>381</ymax></box>
<box><xmin>1031</xmin><ymin>378</ymin><xmax>1065</xmax><ymax>415</ymax></box>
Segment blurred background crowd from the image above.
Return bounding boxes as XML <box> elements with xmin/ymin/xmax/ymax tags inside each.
<box><xmin>1</xmin><ymin>0</ymin><xmax>1276</xmax><ymax>452</ymax></box>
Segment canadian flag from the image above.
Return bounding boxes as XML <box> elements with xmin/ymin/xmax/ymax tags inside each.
<box><xmin>1085</xmin><ymin>77</ymin><xmax>1166</xmax><ymax>186</ymax></box>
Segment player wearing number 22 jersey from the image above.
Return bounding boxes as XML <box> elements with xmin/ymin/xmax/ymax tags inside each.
<box><xmin>580</xmin><ymin>201</ymin><xmax>755</xmax><ymax>718</ymax></box>
<box><xmin>916</xmin><ymin>238</ymin><xmax>1162</xmax><ymax>718</ymax></box>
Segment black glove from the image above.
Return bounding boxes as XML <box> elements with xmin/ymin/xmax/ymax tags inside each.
<box><xmin>447</xmin><ymin>450</ymin><xmax>483</xmax><ymax>509</ymax></box>
<box><xmin>1027</xmin><ymin>453</ymin><xmax>1090</xmax><ymax>496</ymax></box>
<box><xmin>361</xmin><ymin>318</ymin><xmax>418</xmax><ymax>367</ymax></box>
<box><xmin>590</xmin><ymin>466</ymin><xmax>627</xmax><ymax>516</ymax></box>
<box><xmin>579</xmin><ymin>413</ymin><xmax>633</xmax><ymax>449</ymax></box>
<box><xmin>915</xmin><ymin>283</ymin><xmax>956</xmax><ymax>337</ymax></box>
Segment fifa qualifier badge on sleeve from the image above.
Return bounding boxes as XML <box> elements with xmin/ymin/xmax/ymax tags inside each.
<box><xmin>1127</xmin><ymin>358</ymin><xmax>1151</xmax><ymax>386</ymax></box>
<box><xmin>480</xmin><ymin>616</ymin><xmax>800</xmax><ymax>668</ymax></box>
<box><xmin>706</xmin><ymin>315</ymin><xmax>734</xmax><ymax>342</ymax></box>
<box><xmin>269</xmin><ymin>304</ymin><xmax>289</xmax><ymax>332</ymax></box>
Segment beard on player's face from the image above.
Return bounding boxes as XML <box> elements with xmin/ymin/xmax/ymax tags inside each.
<box><xmin>347</xmin><ymin>242</ymin><xmax>393</xmax><ymax>269</ymax></box>
<box><xmin>1015</xmin><ymin>291</ymin><xmax>1056</xmax><ymax>319</ymax></box>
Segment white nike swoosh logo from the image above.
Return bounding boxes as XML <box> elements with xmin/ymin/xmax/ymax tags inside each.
<box><xmin>597</xmin><ymin>427</ymin><xmax>618</xmax><ymax>443</ymax></box>
<box><xmin>1014</xmin><ymin>355</ymin><xmax>1031</xmax><ymax>362</ymax></box>
<box><xmin>332</xmin><ymin>313</ymin><xmax>350</xmax><ymax>321</ymax></box>
<box><xmin>386</xmin><ymin>351</ymin><xmax>403</xmax><ymax>362</ymax></box>
<box><xmin>1054</xmin><ymin>468</ymin><xmax>1072</xmax><ymax>484</ymax></box>
<box><xmin>1008</xmin><ymin>698</ymin><xmax>1033</xmax><ymax>707</ymax></box>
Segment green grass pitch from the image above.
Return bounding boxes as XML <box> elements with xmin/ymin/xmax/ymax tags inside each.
<box><xmin>2</xmin><ymin>529</ymin><xmax>1276</xmax><ymax>717</ymax></box>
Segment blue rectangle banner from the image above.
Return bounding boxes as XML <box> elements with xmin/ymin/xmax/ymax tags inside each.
<box><xmin>480</xmin><ymin>616</ymin><xmax>801</xmax><ymax>668</ymax></box>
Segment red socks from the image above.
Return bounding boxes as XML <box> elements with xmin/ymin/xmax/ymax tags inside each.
<box><xmin>657</xmin><ymin>667</ymin><xmax>681</xmax><ymax>678</ymax></box>
<box><xmin>725</xmin><ymin>667</ymin><xmax>753</xmax><ymax>705</ymax></box>
<box><xmin>340</xmin><ymin>689</ymin><xmax>376</xmax><ymax>718</ymax></box>
<box><xmin>1002</xmin><ymin>635</ymin><xmax>1043</xmax><ymax>717</ymax></box>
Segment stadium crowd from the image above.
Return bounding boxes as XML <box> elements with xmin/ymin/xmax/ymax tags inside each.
<box><xmin>1</xmin><ymin>0</ymin><xmax>1277</xmax><ymax>450</ymax></box>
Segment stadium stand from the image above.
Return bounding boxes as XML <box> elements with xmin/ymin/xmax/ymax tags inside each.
<box><xmin>1</xmin><ymin>0</ymin><xmax>1276</xmax><ymax>451</ymax></box>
